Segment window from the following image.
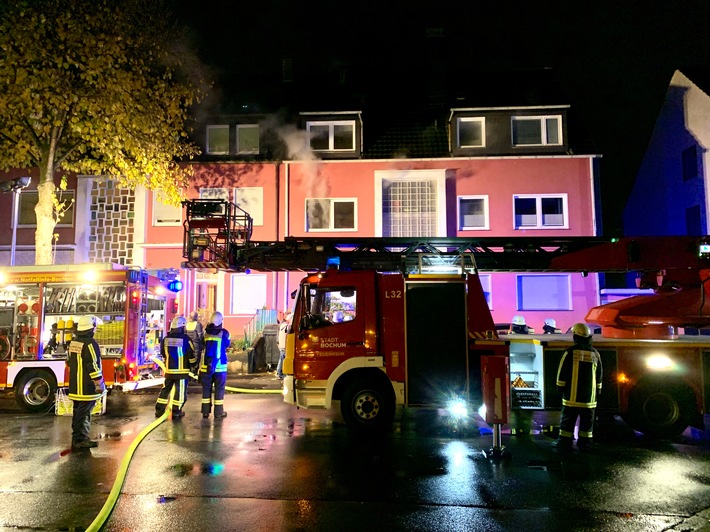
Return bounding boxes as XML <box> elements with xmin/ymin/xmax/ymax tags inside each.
<box><xmin>231</xmin><ymin>273</ymin><xmax>266</xmax><ymax>314</ymax></box>
<box><xmin>237</xmin><ymin>124</ymin><xmax>259</xmax><ymax>154</ymax></box>
<box><xmin>513</xmin><ymin>194</ymin><xmax>567</xmax><ymax>229</ymax></box>
<box><xmin>153</xmin><ymin>195</ymin><xmax>181</xmax><ymax>226</ymax></box>
<box><xmin>306</xmin><ymin>198</ymin><xmax>356</xmax><ymax>231</ymax></box>
<box><xmin>517</xmin><ymin>275</ymin><xmax>571</xmax><ymax>310</ymax></box>
<box><xmin>307</xmin><ymin>120</ymin><xmax>355</xmax><ymax>151</ymax></box>
<box><xmin>458</xmin><ymin>196</ymin><xmax>489</xmax><ymax>230</ymax></box>
<box><xmin>199</xmin><ymin>188</ymin><xmax>229</xmax><ymax>201</ymax></box>
<box><xmin>682</xmin><ymin>145</ymin><xmax>698</xmax><ymax>181</ymax></box>
<box><xmin>206</xmin><ymin>125</ymin><xmax>229</xmax><ymax>155</ymax></box>
<box><xmin>457</xmin><ymin>117</ymin><xmax>485</xmax><ymax>148</ymax></box>
<box><xmin>375</xmin><ymin>169</ymin><xmax>447</xmax><ymax>237</ymax></box>
<box><xmin>479</xmin><ymin>274</ymin><xmax>492</xmax><ymax>309</ymax></box>
<box><xmin>199</xmin><ymin>188</ymin><xmax>229</xmax><ymax>215</ymax></box>
<box><xmin>511</xmin><ymin>116</ymin><xmax>561</xmax><ymax>146</ymax></box>
<box><xmin>234</xmin><ymin>187</ymin><xmax>263</xmax><ymax>226</ymax></box>
<box><xmin>18</xmin><ymin>190</ymin><xmax>75</xmax><ymax>226</ymax></box>
<box><xmin>303</xmin><ymin>286</ymin><xmax>357</xmax><ymax>329</ymax></box>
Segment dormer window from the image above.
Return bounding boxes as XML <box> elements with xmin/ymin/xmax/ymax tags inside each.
<box><xmin>511</xmin><ymin>116</ymin><xmax>561</xmax><ymax>146</ymax></box>
<box><xmin>237</xmin><ymin>124</ymin><xmax>259</xmax><ymax>154</ymax></box>
<box><xmin>307</xmin><ymin>120</ymin><xmax>356</xmax><ymax>152</ymax></box>
<box><xmin>456</xmin><ymin>117</ymin><xmax>485</xmax><ymax>148</ymax></box>
<box><xmin>206</xmin><ymin>125</ymin><xmax>230</xmax><ymax>154</ymax></box>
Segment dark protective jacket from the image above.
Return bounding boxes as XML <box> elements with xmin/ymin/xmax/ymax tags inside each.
<box><xmin>556</xmin><ymin>340</ymin><xmax>603</xmax><ymax>408</ymax></box>
<box><xmin>160</xmin><ymin>328</ymin><xmax>196</xmax><ymax>375</ymax></box>
<box><xmin>185</xmin><ymin>319</ymin><xmax>204</xmax><ymax>354</ymax></box>
<box><xmin>67</xmin><ymin>330</ymin><xmax>104</xmax><ymax>401</ymax></box>
<box><xmin>200</xmin><ymin>323</ymin><xmax>230</xmax><ymax>376</ymax></box>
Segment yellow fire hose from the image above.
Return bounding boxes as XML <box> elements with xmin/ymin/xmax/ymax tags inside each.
<box><xmin>84</xmin><ymin>360</ymin><xmax>281</xmax><ymax>530</ymax></box>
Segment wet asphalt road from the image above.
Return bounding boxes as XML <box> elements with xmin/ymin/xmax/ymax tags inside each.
<box><xmin>1</xmin><ymin>376</ymin><xmax>710</xmax><ymax>532</ymax></box>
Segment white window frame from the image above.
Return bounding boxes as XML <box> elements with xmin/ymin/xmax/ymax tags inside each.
<box><xmin>18</xmin><ymin>190</ymin><xmax>76</xmax><ymax>227</ymax></box>
<box><xmin>231</xmin><ymin>273</ymin><xmax>267</xmax><ymax>315</ymax></box>
<box><xmin>513</xmin><ymin>193</ymin><xmax>568</xmax><ymax>230</ymax></box>
<box><xmin>305</xmin><ymin>198</ymin><xmax>358</xmax><ymax>232</ymax></box>
<box><xmin>234</xmin><ymin>187</ymin><xmax>263</xmax><ymax>226</ymax></box>
<box><xmin>236</xmin><ymin>124</ymin><xmax>260</xmax><ymax>154</ymax></box>
<box><xmin>206</xmin><ymin>125</ymin><xmax>230</xmax><ymax>155</ymax></box>
<box><xmin>511</xmin><ymin>115</ymin><xmax>562</xmax><ymax>146</ymax></box>
<box><xmin>517</xmin><ymin>274</ymin><xmax>572</xmax><ymax>311</ymax></box>
<box><xmin>457</xmin><ymin>117</ymin><xmax>486</xmax><ymax>148</ymax></box>
<box><xmin>199</xmin><ymin>188</ymin><xmax>229</xmax><ymax>201</ymax></box>
<box><xmin>307</xmin><ymin>120</ymin><xmax>356</xmax><ymax>152</ymax></box>
<box><xmin>457</xmin><ymin>195</ymin><xmax>489</xmax><ymax>230</ymax></box>
<box><xmin>152</xmin><ymin>194</ymin><xmax>182</xmax><ymax>226</ymax></box>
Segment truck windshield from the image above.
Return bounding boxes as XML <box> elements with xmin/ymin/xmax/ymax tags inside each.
<box><xmin>303</xmin><ymin>285</ymin><xmax>357</xmax><ymax>329</ymax></box>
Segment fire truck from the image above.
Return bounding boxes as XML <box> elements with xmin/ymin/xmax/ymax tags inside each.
<box><xmin>0</xmin><ymin>263</ymin><xmax>179</xmax><ymax>412</ymax></box>
<box><xmin>182</xmin><ymin>199</ymin><xmax>710</xmax><ymax>438</ymax></box>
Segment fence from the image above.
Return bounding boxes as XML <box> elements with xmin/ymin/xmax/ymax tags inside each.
<box><xmin>242</xmin><ymin>309</ymin><xmax>279</xmax><ymax>347</ymax></box>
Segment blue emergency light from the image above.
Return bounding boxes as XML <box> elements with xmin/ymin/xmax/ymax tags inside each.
<box><xmin>326</xmin><ymin>256</ymin><xmax>340</xmax><ymax>269</ymax></box>
<box><xmin>167</xmin><ymin>280</ymin><xmax>183</xmax><ymax>292</ymax></box>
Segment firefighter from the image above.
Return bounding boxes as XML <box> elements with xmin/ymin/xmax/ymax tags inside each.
<box><xmin>543</xmin><ymin>318</ymin><xmax>561</xmax><ymax>334</ymax></box>
<box><xmin>67</xmin><ymin>315</ymin><xmax>105</xmax><ymax>451</ymax></box>
<box><xmin>555</xmin><ymin>323</ymin><xmax>603</xmax><ymax>452</ymax></box>
<box><xmin>276</xmin><ymin>310</ymin><xmax>292</xmax><ymax>380</ymax></box>
<box><xmin>185</xmin><ymin>310</ymin><xmax>204</xmax><ymax>371</ymax></box>
<box><xmin>511</xmin><ymin>315</ymin><xmax>531</xmax><ymax>334</ymax></box>
<box><xmin>199</xmin><ymin>311</ymin><xmax>231</xmax><ymax>419</ymax></box>
<box><xmin>155</xmin><ymin>316</ymin><xmax>196</xmax><ymax>419</ymax></box>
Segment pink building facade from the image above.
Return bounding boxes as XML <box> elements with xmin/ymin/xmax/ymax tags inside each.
<box><xmin>0</xmin><ymin>101</ymin><xmax>604</xmax><ymax>340</ymax></box>
<box><xmin>133</xmin><ymin>153</ymin><xmax>601</xmax><ymax>339</ymax></box>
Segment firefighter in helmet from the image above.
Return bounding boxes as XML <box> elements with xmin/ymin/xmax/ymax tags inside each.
<box><xmin>511</xmin><ymin>315</ymin><xmax>531</xmax><ymax>334</ymax></box>
<box><xmin>155</xmin><ymin>316</ymin><xmax>196</xmax><ymax>419</ymax></box>
<box><xmin>199</xmin><ymin>311</ymin><xmax>231</xmax><ymax>419</ymax></box>
<box><xmin>67</xmin><ymin>315</ymin><xmax>105</xmax><ymax>450</ymax></box>
<box><xmin>555</xmin><ymin>323</ymin><xmax>603</xmax><ymax>452</ymax></box>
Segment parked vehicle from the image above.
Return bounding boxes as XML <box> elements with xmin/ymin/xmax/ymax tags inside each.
<box><xmin>0</xmin><ymin>263</ymin><xmax>178</xmax><ymax>412</ymax></box>
<box><xmin>183</xmin><ymin>199</ymin><xmax>710</xmax><ymax>437</ymax></box>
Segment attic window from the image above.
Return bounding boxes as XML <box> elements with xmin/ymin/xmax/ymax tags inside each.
<box><xmin>457</xmin><ymin>117</ymin><xmax>485</xmax><ymax>148</ymax></box>
<box><xmin>307</xmin><ymin>120</ymin><xmax>355</xmax><ymax>151</ymax></box>
<box><xmin>207</xmin><ymin>125</ymin><xmax>230</xmax><ymax>155</ymax></box>
<box><xmin>511</xmin><ymin>116</ymin><xmax>561</xmax><ymax>146</ymax></box>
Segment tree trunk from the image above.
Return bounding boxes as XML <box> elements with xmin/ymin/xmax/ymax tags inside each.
<box><xmin>34</xmin><ymin>163</ymin><xmax>57</xmax><ymax>265</ymax></box>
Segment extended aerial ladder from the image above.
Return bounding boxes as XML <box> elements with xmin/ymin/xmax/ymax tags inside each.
<box><xmin>181</xmin><ymin>199</ymin><xmax>710</xmax><ymax>337</ymax></box>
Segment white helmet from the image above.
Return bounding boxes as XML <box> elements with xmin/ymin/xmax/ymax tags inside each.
<box><xmin>210</xmin><ymin>311</ymin><xmax>223</xmax><ymax>326</ymax></box>
<box><xmin>544</xmin><ymin>318</ymin><xmax>557</xmax><ymax>328</ymax></box>
<box><xmin>571</xmin><ymin>322</ymin><xmax>592</xmax><ymax>338</ymax></box>
<box><xmin>512</xmin><ymin>315</ymin><xmax>526</xmax><ymax>326</ymax></box>
<box><xmin>77</xmin><ymin>315</ymin><xmax>100</xmax><ymax>331</ymax></box>
<box><xmin>171</xmin><ymin>316</ymin><xmax>187</xmax><ymax>330</ymax></box>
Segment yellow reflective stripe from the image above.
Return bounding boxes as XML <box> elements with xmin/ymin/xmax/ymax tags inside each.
<box><xmin>88</xmin><ymin>343</ymin><xmax>101</xmax><ymax>380</ymax></box>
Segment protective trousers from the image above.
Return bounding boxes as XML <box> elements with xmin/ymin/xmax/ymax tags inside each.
<box><xmin>156</xmin><ymin>375</ymin><xmax>189</xmax><ymax>415</ymax></box>
<box><xmin>71</xmin><ymin>399</ymin><xmax>96</xmax><ymax>445</ymax></box>
<box><xmin>558</xmin><ymin>405</ymin><xmax>595</xmax><ymax>448</ymax></box>
<box><xmin>201</xmin><ymin>372</ymin><xmax>227</xmax><ymax>417</ymax></box>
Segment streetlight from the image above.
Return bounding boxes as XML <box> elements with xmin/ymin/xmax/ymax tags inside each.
<box><xmin>0</xmin><ymin>177</ymin><xmax>31</xmax><ymax>266</ymax></box>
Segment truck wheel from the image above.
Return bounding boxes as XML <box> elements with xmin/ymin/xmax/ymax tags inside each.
<box><xmin>14</xmin><ymin>370</ymin><xmax>57</xmax><ymax>413</ymax></box>
<box><xmin>341</xmin><ymin>379</ymin><xmax>394</xmax><ymax>432</ymax></box>
<box><xmin>625</xmin><ymin>381</ymin><xmax>695</xmax><ymax>439</ymax></box>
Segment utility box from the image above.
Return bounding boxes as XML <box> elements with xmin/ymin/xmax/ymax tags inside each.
<box><xmin>262</xmin><ymin>324</ymin><xmax>280</xmax><ymax>368</ymax></box>
<box><xmin>481</xmin><ymin>355</ymin><xmax>510</xmax><ymax>425</ymax></box>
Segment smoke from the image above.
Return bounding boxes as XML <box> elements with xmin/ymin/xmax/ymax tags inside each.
<box><xmin>274</xmin><ymin>124</ymin><xmax>329</xmax><ymax>227</ymax></box>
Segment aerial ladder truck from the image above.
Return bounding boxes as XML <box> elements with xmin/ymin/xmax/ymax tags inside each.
<box><xmin>182</xmin><ymin>199</ymin><xmax>710</xmax><ymax>438</ymax></box>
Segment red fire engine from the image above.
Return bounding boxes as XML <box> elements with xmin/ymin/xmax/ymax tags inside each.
<box><xmin>0</xmin><ymin>263</ymin><xmax>178</xmax><ymax>412</ymax></box>
<box><xmin>182</xmin><ymin>199</ymin><xmax>710</xmax><ymax>438</ymax></box>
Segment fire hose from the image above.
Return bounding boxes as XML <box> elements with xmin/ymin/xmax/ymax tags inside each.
<box><xmin>85</xmin><ymin>359</ymin><xmax>281</xmax><ymax>530</ymax></box>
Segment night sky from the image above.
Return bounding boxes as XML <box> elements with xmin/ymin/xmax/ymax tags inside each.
<box><xmin>172</xmin><ymin>1</ymin><xmax>710</xmax><ymax>236</ymax></box>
